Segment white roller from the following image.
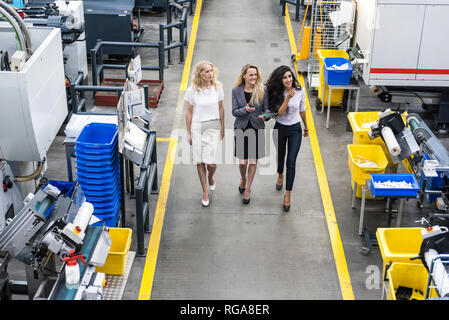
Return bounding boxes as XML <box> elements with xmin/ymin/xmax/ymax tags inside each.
<box><xmin>424</xmin><ymin>249</ymin><xmax>449</xmax><ymax>297</ymax></box>
<box><xmin>73</xmin><ymin>202</ymin><xmax>94</xmax><ymax>232</ymax></box>
<box><xmin>381</xmin><ymin>126</ymin><xmax>401</xmax><ymax>157</ymax></box>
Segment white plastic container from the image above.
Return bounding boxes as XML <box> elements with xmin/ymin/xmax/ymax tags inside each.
<box><xmin>62</xmin><ymin>250</ymin><xmax>87</xmax><ymax>285</ymax></box>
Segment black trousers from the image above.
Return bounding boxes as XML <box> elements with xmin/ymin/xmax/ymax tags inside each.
<box><xmin>234</xmin><ymin>122</ymin><xmax>265</xmax><ymax>160</ymax></box>
<box><xmin>273</xmin><ymin>121</ymin><xmax>302</xmax><ymax>191</ymax></box>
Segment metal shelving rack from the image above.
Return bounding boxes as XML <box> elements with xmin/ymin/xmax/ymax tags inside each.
<box><xmin>306</xmin><ymin>0</ymin><xmax>354</xmax><ymax>89</ymax></box>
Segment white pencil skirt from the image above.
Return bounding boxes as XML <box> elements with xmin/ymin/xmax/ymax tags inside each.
<box><xmin>191</xmin><ymin>119</ymin><xmax>221</xmax><ymax>164</ymax></box>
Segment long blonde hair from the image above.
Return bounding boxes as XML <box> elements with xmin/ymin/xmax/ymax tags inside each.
<box><xmin>234</xmin><ymin>64</ymin><xmax>265</xmax><ymax>106</ymax></box>
<box><xmin>192</xmin><ymin>60</ymin><xmax>221</xmax><ymax>93</ymax></box>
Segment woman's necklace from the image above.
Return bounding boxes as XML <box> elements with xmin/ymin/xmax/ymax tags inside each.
<box><xmin>202</xmin><ymin>85</ymin><xmax>212</xmax><ymax>95</ymax></box>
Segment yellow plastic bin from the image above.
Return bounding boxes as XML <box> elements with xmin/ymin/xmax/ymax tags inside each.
<box><xmin>347</xmin><ymin>144</ymin><xmax>388</xmax><ymax>198</ymax></box>
<box><xmin>317</xmin><ymin>49</ymin><xmax>349</xmax><ymax>107</ymax></box>
<box><xmin>347</xmin><ymin>111</ymin><xmax>407</xmax><ymax>171</ymax></box>
<box><xmin>376</xmin><ymin>227</ymin><xmax>424</xmax><ymax>282</ymax></box>
<box><xmin>387</xmin><ymin>262</ymin><xmax>436</xmax><ymax>300</ymax></box>
<box><xmin>96</xmin><ymin>228</ymin><xmax>132</xmax><ymax>275</ymax></box>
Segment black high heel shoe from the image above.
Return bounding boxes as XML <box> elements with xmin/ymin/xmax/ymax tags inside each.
<box><xmin>243</xmin><ymin>190</ymin><xmax>251</xmax><ymax>204</ymax></box>
<box><xmin>239</xmin><ymin>178</ymin><xmax>246</xmax><ymax>193</ymax></box>
<box><xmin>283</xmin><ymin>195</ymin><xmax>290</xmax><ymax>212</ymax></box>
<box><xmin>276</xmin><ymin>176</ymin><xmax>283</xmax><ymax>191</ymax></box>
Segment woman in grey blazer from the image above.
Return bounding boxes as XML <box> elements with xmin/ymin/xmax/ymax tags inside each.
<box><xmin>232</xmin><ymin>64</ymin><xmax>269</xmax><ymax>204</ymax></box>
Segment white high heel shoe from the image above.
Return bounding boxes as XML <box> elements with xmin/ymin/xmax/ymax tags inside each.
<box><xmin>202</xmin><ymin>198</ymin><xmax>209</xmax><ymax>207</ymax></box>
<box><xmin>209</xmin><ymin>177</ymin><xmax>216</xmax><ymax>191</ymax></box>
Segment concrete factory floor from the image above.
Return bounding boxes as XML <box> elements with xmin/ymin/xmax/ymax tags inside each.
<box><xmin>9</xmin><ymin>0</ymin><xmax>449</xmax><ymax>301</ymax></box>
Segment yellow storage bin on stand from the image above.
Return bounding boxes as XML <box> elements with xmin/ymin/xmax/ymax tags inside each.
<box><xmin>317</xmin><ymin>49</ymin><xmax>349</xmax><ymax>108</ymax></box>
<box><xmin>96</xmin><ymin>228</ymin><xmax>132</xmax><ymax>275</ymax></box>
<box><xmin>347</xmin><ymin>111</ymin><xmax>408</xmax><ymax>173</ymax></box>
<box><xmin>376</xmin><ymin>227</ymin><xmax>424</xmax><ymax>280</ymax></box>
<box><xmin>387</xmin><ymin>262</ymin><xmax>437</xmax><ymax>300</ymax></box>
<box><xmin>347</xmin><ymin>144</ymin><xmax>388</xmax><ymax>198</ymax></box>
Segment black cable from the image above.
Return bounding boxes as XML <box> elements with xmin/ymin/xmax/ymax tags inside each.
<box><xmin>0</xmin><ymin>50</ymin><xmax>11</xmax><ymax>71</ymax></box>
<box><xmin>412</xmin><ymin>92</ymin><xmax>427</xmax><ymax>109</ymax></box>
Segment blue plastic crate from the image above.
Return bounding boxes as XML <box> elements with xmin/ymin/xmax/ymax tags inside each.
<box><xmin>75</xmin><ymin>123</ymin><xmax>118</xmax><ymax>149</ymax></box>
<box><xmin>370</xmin><ymin>173</ymin><xmax>419</xmax><ymax>197</ymax></box>
<box><xmin>44</xmin><ymin>180</ymin><xmax>75</xmax><ymax>198</ymax></box>
<box><xmin>92</xmin><ymin>197</ymin><xmax>120</xmax><ymax>215</ymax></box>
<box><xmin>324</xmin><ymin>57</ymin><xmax>353</xmax><ymax>85</ymax></box>
<box><xmin>75</xmin><ymin>139</ymin><xmax>117</xmax><ymax>155</ymax></box>
<box><xmin>81</xmin><ymin>183</ymin><xmax>121</xmax><ymax>197</ymax></box>
<box><xmin>86</xmin><ymin>194</ymin><xmax>121</xmax><ymax>207</ymax></box>
<box><xmin>92</xmin><ymin>212</ymin><xmax>119</xmax><ymax>227</ymax></box>
<box><xmin>78</xmin><ymin>178</ymin><xmax>121</xmax><ymax>192</ymax></box>
<box><xmin>75</xmin><ymin>154</ymin><xmax>119</xmax><ymax>168</ymax></box>
<box><xmin>77</xmin><ymin>171</ymin><xmax>120</xmax><ymax>185</ymax></box>
<box><xmin>89</xmin><ymin>194</ymin><xmax>121</xmax><ymax>209</ymax></box>
<box><xmin>75</xmin><ymin>161</ymin><xmax>119</xmax><ymax>173</ymax></box>
<box><xmin>75</xmin><ymin>146</ymin><xmax>118</xmax><ymax>161</ymax></box>
<box><xmin>76</xmin><ymin>165</ymin><xmax>120</xmax><ymax>180</ymax></box>
<box><xmin>76</xmin><ymin>163</ymin><xmax>119</xmax><ymax>179</ymax></box>
<box><xmin>85</xmin><ymin>189</ymin><xmax>121</xmax><ymax>205</ymax></box>
<box><xmin>42</xmin><ymin>181</ymin><xmax>76</xmax><ymax>217</ymax></box>
<box><xmin>75</xmin><ymin>150</ymin><xmax>118</xmax><ymax>162</ymax></box>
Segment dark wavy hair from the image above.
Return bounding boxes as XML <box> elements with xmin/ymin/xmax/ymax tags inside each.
<box><xmin>265</xmin><ymin>65</ymin><xmax>301</xmax><ymax>113</ymax></box>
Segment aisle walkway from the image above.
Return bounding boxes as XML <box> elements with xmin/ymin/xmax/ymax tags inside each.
<box><xmin>144</xmin><ymin>0</ymin><xmax>344</xmax><ymax>299</ymax></box>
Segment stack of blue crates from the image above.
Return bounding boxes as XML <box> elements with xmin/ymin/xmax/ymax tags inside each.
<box><xmin>74</xmin><ymin>123</ymin><xmax>121</xmax><ymax>227</ymax></box>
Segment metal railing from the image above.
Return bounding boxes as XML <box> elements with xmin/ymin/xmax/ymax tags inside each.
<box><xmin>134</xmin><ymin>130</ymin><xmax>158</xmax><ymax>256</ymax></box>
<box><xmin>306</xmin><ymin>0</ymin><xmax>354</xmax><ymax>89</ymax></box>
<box><xmin>160</xmin><ymin>2</ymin><xmax>188</xmax><ymax>65</ymax></box>
<box><xmin>68</xmin><ymin>72</ymin><xmax>151</xmax><ymax>115</ymax></box>
<box><xmin>281</xmin><ymin>0</ymin><xmax>303</xmax><ymax>21</ymax></box>
<box><xmin>90</xmin><ymin>40</ymin><xmax>165</xmax><ymax>86</ymax></box>
<box><xmin>174</xmin><ymin>0</ymin><xmax>195</xmax><ymax>16</ymax></box>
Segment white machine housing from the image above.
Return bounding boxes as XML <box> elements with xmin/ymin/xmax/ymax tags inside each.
<box><xmin>354</xmin><ymin>0</ymin><xmax>449</xmax><ymax>87</ymax></box>
<box><xmin>53</xmin><ymin>0</ymin><xmax>88</xmax><ymax>82</ymax></box>
<box><xmin>0</xmin><ymin>25</ymin><xmax>68</xmax><ymax>161</ymax></box>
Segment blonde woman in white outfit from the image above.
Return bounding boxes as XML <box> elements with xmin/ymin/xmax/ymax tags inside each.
<box><xmin>185</xmin><ymin>61</ymin><xmax>225</xmax><ymax>207</ymax></box>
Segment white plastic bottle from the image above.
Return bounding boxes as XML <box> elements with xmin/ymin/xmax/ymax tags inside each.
<box><xmin>62</xmin><ymin>250</ymin><xmax>87</xmax><ymax>285</ymax></box>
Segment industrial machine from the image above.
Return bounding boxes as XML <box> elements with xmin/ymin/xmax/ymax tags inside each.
<box><xmin>0</xmin><ymin>1</ymin><xmax>81</xmax><ymax>234</ymax></box>
<box><xmin>409</xmin><ymin>225</ymin><xmax>449</xmax><ymax>299</ymax></box>
<box><xmin>135</xmin><ymin>0</ymin><xmax>166</xmax><ymax>10</ymax></box>
<box><xmin>3</xmin><ymin>0</ymin><xmax>27</xmax><ymax>9</ymax></box>
<box><xmin>349</xmin><ymin>0</ymin><xmax>449</xmax><ymax>131</ymax></box>
<box><xmin>0</xmin><ymin>182</ymin><xmax>112</xmax><ymax>300</ymax></box>
<box><xmin>27</xmin><ymin>0</ymin><xmax>140</xmax><ymax>58</ymax></box>
<box><xmin>368</xmin><ymin>109</ymin><xmax>449</xmax><ymax>222</ymax></box>
<box><xmin>0</xmin><ymin>17</ymin><xmax>67</xmax><ymax>162</ymax></box>
<box><xmin>19</xmin><ymin>1</ymin><xmax>88</xmax><ymax>82</ymax></box>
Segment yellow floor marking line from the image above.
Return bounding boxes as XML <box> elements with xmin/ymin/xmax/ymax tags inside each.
<box><xmin>284</xmin><ymin>8</ymin><xmax>355</xmax><ymax>300</ymax></box>
<box><xmin>138</xmin><ymin>0</ymin><xmax>203</xmax><ymax>300</ymax></box>
<box><xmin>156</xmin><ymin>137</ymin><xmax>177</xmax><ymax>142</ymax></box>
<box><xmin>138</xmin><ymin>138</ymin><xmax>177</xmax><ymax>300</ymax></box>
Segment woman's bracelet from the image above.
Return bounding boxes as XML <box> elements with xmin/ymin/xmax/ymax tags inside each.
<box><xmin>304</xmin><ymin>128</ymin><xmax>309</xmax><ymax>131</ymax></box>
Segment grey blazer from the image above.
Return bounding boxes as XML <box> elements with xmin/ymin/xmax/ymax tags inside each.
<box><xmin>232</xmin><ymin>85</ymin><xmax>269</xmax><ymax>130</ymax></box>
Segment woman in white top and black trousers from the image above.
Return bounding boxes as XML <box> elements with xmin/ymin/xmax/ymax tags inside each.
<box><xmin>266</xmin><ymin>65</ymin><xmax>309</xmax><ymax>212</ymax></box>
<box><xmin>185</xmin><ymin>61</ymin><xmax>225</xmax><ymax>207</ymax></box>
